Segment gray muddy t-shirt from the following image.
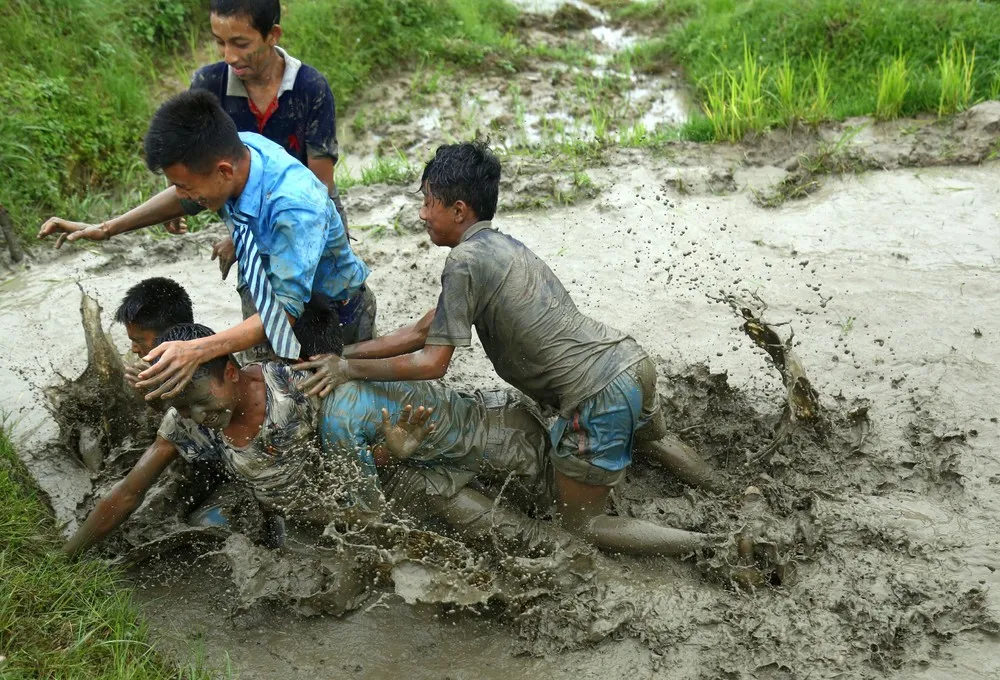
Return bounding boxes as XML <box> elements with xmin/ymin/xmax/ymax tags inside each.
<box><xmin>425</xmin><ymin>221</ymin><xmax>646</xmax><ymax>416</ymax></box>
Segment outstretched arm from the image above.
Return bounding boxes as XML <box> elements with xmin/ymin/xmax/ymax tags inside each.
<box><xmin>63</xmin><ymin>437</ymin><xmax>179</xmax><ymax>557</ymax></box>
<box><xmin>343</xmin><ymin>309</ymin><xmax>436</xmax><ymax>360</ymax></box>
<box><xmin>38</xmin><ymin>187</ymin><xmax>188</xmax><ymax>248</ymax></box>
<box><xmin>299</xmin><ymin>344</ymin><xmax>455</xmax><ymax>398</ymax></box>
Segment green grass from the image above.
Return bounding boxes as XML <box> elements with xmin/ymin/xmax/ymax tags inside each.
<box><xmin>0</xmin><ymin>424</ymin><xmax>224</xmax><ymax>678</ymax></box>
<box><xmin>620</xmin><ymin>0</ymin><xmax>1000</xmax><ymax>139</ymax></box>
<box><xmin>875</xmin><ymin>52</ymin><xmax>910</xmax><ymax>121</ymax></box>
<box><xmin>2</xmin><ymin>0</ymin><xmax>520</xmax><ymax>243</ymax></box>
<box><xmin>938</xmin><ymin>41</ymin><xmax>976</xmax><ymax>115</ymax></box>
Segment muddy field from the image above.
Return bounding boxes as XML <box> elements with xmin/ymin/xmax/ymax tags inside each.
<box><xmin>3</xmin><ymin>2</ymin><xmax>1000</xmax><ymax>678</ymax></box>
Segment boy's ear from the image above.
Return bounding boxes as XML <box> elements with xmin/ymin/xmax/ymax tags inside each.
<box><xmin>452</xmin><ymin>199</ymin><xmax>471</xmax><ymax>222</ymax></box>
<box><xmin>217</xmin><ymin>160</ymin><xmax>236</xmax><ymax>182</ymax></box>
<box><xmin>224</xmin><ymin>361</ymin><xmax>240</xmax><ymax>382</ymax></box>
<box><xmin>268</xmin><ymin>25</ymin><xmax>282</xmax><ymax>45</ymax></box>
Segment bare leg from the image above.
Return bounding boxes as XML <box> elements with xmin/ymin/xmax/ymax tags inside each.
<box><xmin>428</xmin><ymin>486</ymin><xmax>586</xmax><ymax>556</ymax></box>
<box><xmin>587</xmin><ymin>515</ymin><xmax>717</xmax><ymax>556</ymax></box>
<box><xmin>553</xmin><ymin>470</ymin><xmax>717</xmax><ymax>557</ymax></box>
<box><xmin>636</xmin><ymin>435</ymin><xmax>727</xmax><ymax>492</ymax></box>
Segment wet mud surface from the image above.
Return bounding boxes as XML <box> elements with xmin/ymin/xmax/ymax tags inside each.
<box><xmin>3</xmin><ymin>148</ymin><xmax>999</xmax><ymax>677</ymax></box>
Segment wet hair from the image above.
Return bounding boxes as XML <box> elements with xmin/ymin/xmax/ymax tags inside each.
<box><xmin>294</xmin><ymin>294</ymin><xmax>346</xmax><ymax>358</ymax></box>
<box><xmin>210</xmin><ymin>0</ymin><xmax>280</xmax><ymax>36</ymax></box>
<box><xmin>421</xmin><ymin>141</ymin><xmax>501</xmax><ymax>221</ymax></box>
<box><xmin>115</xmin><ymin>277</ymin><xmax>194</xmax><ymax>333</ymax></box>
<box><xmin>153</xmin><ymin>323</ymin><xmax>233</xmax><ymax>382</ymax></box>
<box><xmin>144</xmin><ymin>90</ymin><xmax>245</xmax><ymax>175</ymax></box>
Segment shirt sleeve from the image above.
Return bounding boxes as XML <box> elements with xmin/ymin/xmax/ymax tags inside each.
<box><xmin>265</xmin><ymin>197</ymin><xmax>328</xmax><ymax>319</ymax></box>
<box><xmin>426</xmin><ymin>254</ymin><xmax>476</xmax><ymax>347</ymax></box>
<box><xmin>156</xmin><ymin>409</ymin><xmax>223</xmax><ymax>463</ymax></box>
<box><xmin>303</xmin><ymin>73</ymin><xmax>338</xmax><ymax>164</ymax></box>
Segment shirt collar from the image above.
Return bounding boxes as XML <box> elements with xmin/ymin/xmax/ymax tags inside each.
<box><xmin>225</xmin><ymin>46</ymin><xmax>302</xmax><ymax>99</ymax></box>
<box><xmin>228</xmin><ymin>143</ymin><xmax>264</xmax><ymax>220</ymax></box>
<box><xmin>459</xmin><ymin>220</ymin><xmax>494</xmax><ymax>243</ymax></box>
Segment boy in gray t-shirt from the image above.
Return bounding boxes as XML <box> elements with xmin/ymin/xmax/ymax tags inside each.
<box><xmin>300</xmin><ymin>142</ymin><xmax>723</xmax><ymax>538</ymax></box>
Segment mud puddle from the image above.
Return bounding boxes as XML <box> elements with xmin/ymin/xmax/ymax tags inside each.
<box><xmin>3</xmin><ymin>144</ymin><xmax>1000</xmax><ymax>677</ymax></box>
<box><xmin>337</xmin><ymin>0</ymin><xmax>689</xmax><ymax>172</ymax></box>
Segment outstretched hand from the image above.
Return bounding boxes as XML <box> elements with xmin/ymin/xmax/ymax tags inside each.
<box><xmin>137</xmin><ymin>340</ymin><xmax>206</xmax><ymax>400</ymax></box>
<box><xmin>37</xmin><ymin>217</ymin><xmax>109</xmax><ymax>249</ymax></box>
<box><xmin>297</xmin><ymin>354</ymin><xmax>350</xmax><ymax>398</ymax></box>
<box><xmin>380</xmin><ymin>404</ymin><xmax>436</xmax><ymax>460</ymax></box>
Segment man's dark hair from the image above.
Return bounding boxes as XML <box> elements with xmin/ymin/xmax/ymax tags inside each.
<box><xmin>210</xmin><ymin>0</ymin><xmax>280</xmax><ymax>36</ymax></box>
<box><xmin>144</xmin><ymin>90</ymin><xmax>245</xmax><ymax>175</ymax></box>
<box><xmin>115</xmin><ymin>277</ymin><xmax>194</xmax><ymax>332</ymax></box>
<box><xmin>153</xmin><ymin>324</ymin><xmax>233</xmax><ymax>382</ymax></box>
<box><xmin>294</xmin><ymin>294</ymin><xmax>345</xmax><ymax>358</ymax></box>
<box><xmin>421</xmin><ymin>141</ymin><xmax>501</xmax><ymax>221</ymax></box>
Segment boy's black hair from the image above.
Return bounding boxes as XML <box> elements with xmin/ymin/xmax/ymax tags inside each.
<box><xmin>115</xmin><ymin>277</ymin><xmax>194</xmax><ymax>333</ymax></box>
<box><xmin>144</xmin><ymin>90</ymin><xmax>245</xmax><ymax>175</ymax></box>
<box><xmin>421</xmin><ymin>141</ymin><xmax>501</xmax><ymax>221</ymax></box>
<box><xmin>153</xmin><ymin>324</ymin><xmax>233</xmax><ymax>382</ymax></box>
<box><xmin>294</xmin><ymin>294</ymin><xmax>346</xmax><ymax>358</ymax></box>
<box><xmin>210</xmin><ymin>0</ymin><xmax>280</xmax><ymax>37</ymax></box>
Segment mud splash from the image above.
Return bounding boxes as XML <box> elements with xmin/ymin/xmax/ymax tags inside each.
<box><xmin>3</xmin><ymin>117</ymin><xmax>1000</xmax><ymax>676</ymax></box>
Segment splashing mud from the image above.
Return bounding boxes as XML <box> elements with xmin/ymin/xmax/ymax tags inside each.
<box><xmin>3</xmin><ymin>104</ymin><xmax>1000</xmax><ymax>676</ymax></box>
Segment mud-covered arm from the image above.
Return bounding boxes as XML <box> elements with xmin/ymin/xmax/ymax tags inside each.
<box><xmin>342</xmin><ymin>309</ymin><xmax>436</xmax><ymax>360</ymax></box>
<box><xmin>63</xmin><ymin>437</ymin><xmax>179</xmax><ymax>557</ymax></box>
<box><xmin>38</xmin><ymin>187</ymin><xmax>190</xmax><ymax>248</ymax></box>
<box><xmin>137</xmin><ymin>313</ymin><xmax>297</xmax><ymax>400</ymax></box>
<box><xmin>299</xmin><ymin>344</ymin><xmax>454</xmax><ymax>398</ymax></box>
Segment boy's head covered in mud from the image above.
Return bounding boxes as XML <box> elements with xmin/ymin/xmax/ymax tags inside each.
<box><xmin>144</xmin><ymin>90</ymin><xmax>248</xmax><ymax>212</ymax></box>
<box><xmin>153</xmin><ymin>323</ymin><xmax>240</xmax><ymax>428</ymax></box>
<box><xmin>419</xmin><ymin>141</ymin><xmax>501</xmax><ymax>247</ymax></box>
<box><xmin>115</xmin><ymin>277</ymin><xmax>194</xmax><ymax>356</ymax></box>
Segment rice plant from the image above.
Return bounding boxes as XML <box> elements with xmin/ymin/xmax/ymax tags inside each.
<box><xmin>772</xmin><ymin>51</ymin><xmax>803</xmax><ymax>128</ymax></box>
<box><xmin>702</xmin><ymin>37</ymin><xmax>768</xmax><ymax>141</ymax></box>
<box><xmin>875</xmin><ymin>52</ymin><xmax>910</xmax><ymax>120</ymax></box>
<box><xmin>938</xmin><ymin>41</ymin><xmax>976</xmax><ymax>116</ymax></box>
<box><xmin>807</xmin><ymin>52</ymin><xmax>832</xmax><ymax>125</ymax></box>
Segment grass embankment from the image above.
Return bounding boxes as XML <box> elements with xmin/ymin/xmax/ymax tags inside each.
<box><xmin>0</xmin><ymin>426</ymin><xmax>221</xmax><ymax>678</ymax></box>
<box><xmin>617</xmin><ymin>0</ymin><xmax>1000</xmax><ymax>141</ymax></box>
<box><xmin>0</xmin><ymin>0</ymin><xmax>518</xmax><ymax>241</ymax></box>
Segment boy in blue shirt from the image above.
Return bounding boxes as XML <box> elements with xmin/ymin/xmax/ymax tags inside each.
<box><xmin>38</xmin><ymin>90</ymin><xmax>373</xmax><ymax>399</ymax></box>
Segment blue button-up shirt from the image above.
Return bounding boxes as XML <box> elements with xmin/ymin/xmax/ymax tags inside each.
<box><xmin>213</xmin><ymin>132</ymin><xmax>368</xmax><ymax>318</ymax></box>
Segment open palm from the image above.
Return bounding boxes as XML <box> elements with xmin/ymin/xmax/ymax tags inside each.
<box><xmin>380</xmin><ymin>404</ymin><xmax>436</xmax><ymax>460</ymax></box>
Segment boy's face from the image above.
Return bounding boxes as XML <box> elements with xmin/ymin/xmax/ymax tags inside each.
<box><xmin>125</xmin><ymin>323</ymin><xmax>159</xmax><ymax>357</ymax></box>
<box><xmin>165</xmin><ymin>162</ymin><xmax>235</xmax><ymax>212</ymax></box>
<box><xmin>163</xmin><ymin>366</ymin><xmax>238</xmax><ymax>430</ymax></box>
<box><xmin>210</xmin><ymin>13</ymin><xmax>281</xmax><ymax>83</ymax></box>
<box><xmin>419</xmin><ymin>186</ymin><xmax>468</xmax><ymax>247</ymax></box>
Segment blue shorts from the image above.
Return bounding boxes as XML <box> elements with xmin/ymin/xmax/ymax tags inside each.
<box><xmin>549</xmin><ymin>357</ymin><xmax>662</xmax><ymax>487</ymax></box>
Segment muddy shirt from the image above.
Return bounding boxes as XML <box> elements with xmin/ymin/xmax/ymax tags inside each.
<box><xmin>319</xmin><ymin>380</ymin><xmax>486</xmax><ymax>502</ymax></box>
<box><xmin>425</xmin><ymin>221</ymin><xmax>647</xmax><ymax>416</ymax></box>
<box><xmin>157</xmin><ymin>363</ymin><xmax>319</xmax><ymax>507</ymax></box>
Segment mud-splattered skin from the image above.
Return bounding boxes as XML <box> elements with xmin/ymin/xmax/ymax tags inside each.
<box><xmin>165</xmin><ymin>372</ymin><xmax>238</xmax><ymax>431</ymax></box>
<box><xmin>209</xmin><ymin>13</ymin><xmax>281</xmax><ymax>88</ymax></box>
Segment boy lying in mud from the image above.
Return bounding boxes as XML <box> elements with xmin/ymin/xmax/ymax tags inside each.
<box><xmin>65</xmin><ymin>323</ymin><xmax>726</xmax><ymax>559</ymax></box>
<box><xmin>298</xmin><ymin>141</ymin><xmax>726</xmax><ymax>544</ymax></box>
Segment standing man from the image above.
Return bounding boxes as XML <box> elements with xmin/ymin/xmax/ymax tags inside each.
<box><xmin>193</xmin><ymin>0</ymin><xmax>345</xmax><ymax>225</ymax></box>
<box><xmin>38</xmin><ymin>90</ymin><xmax>373</xmax><ymax>399</ymax></box>
<box><xmin>179</xmin><ymin>0</ymin><xmax>374</xmax><ymax>341</ymax></box>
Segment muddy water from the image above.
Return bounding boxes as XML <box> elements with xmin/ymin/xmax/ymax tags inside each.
<box><xmin>2</xmin><ymin>156</ymin><xmax>999</xmax><ymax>677</ymax></box>
<box><xmin>337</xmin><ymin>0</ymin><xmax>689</xmax><ymax>170</ymax></box>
